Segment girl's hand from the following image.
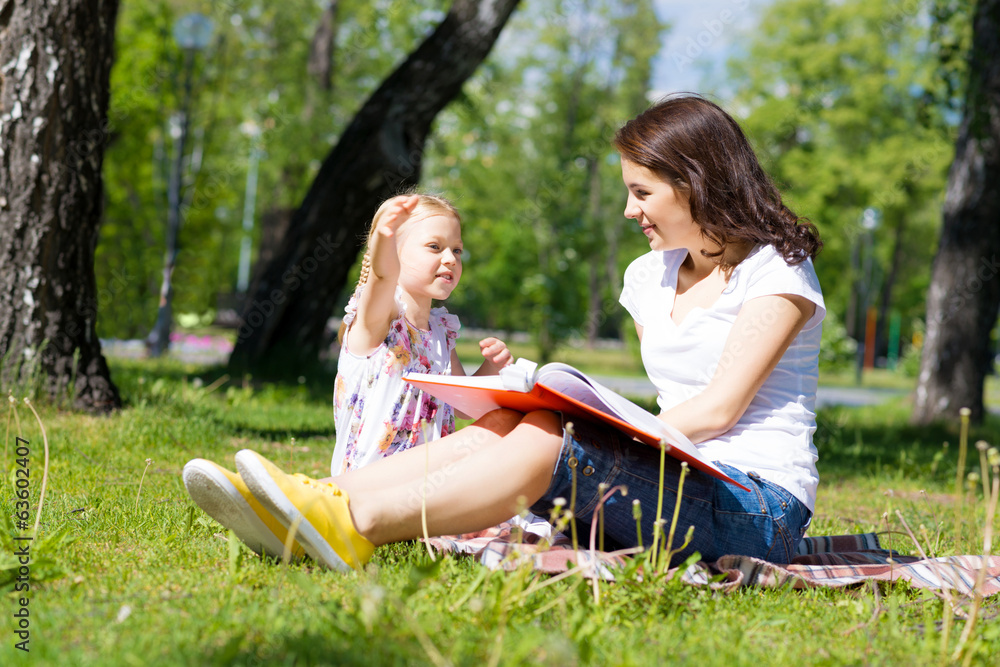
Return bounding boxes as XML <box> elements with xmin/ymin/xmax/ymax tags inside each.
<box><xmin>474</xmin><ymin>337</ymin><xmax>512</xmax><ymax>375</ymax></box>
<box><xmin>376</xmin><ymin>194</ymin><xmax>420</xmax><ymax>239</ymax></box>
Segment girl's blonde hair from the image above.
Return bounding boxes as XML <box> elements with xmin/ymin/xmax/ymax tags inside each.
<box><xmin>338</xmin><ymin>193</ymin><xmax>461</xmax><ymax>344</ymax></box>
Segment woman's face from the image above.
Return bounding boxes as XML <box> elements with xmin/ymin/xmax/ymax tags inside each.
<box><xmin>620</xmin><ymin>159</ymin><xmax>702</xmax><ymax>253</ymax></box>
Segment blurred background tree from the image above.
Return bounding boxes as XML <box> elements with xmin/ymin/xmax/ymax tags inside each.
<box><xmin>424</xmin><ymin>0</ymin><xmax>666</xmax><ymax>361</ymax></box>
<box><xmin>97</xmin><ymin>0</ymin><xmax>456</xmax><ymax>342</ymax></box>
<box><xmin>726</xmin><ymin>0</ymin><xmax>970</xmax><ymax>376</ymax></box>
<box><xmin>914</xmin><ymin>0</ymin><xmax>1000</xmax><ymax>424</ymax></box>
<box><xmin>59</xmin><ymin>0</ymin><xmax>1000</xmax><ymax>424</ymax></box>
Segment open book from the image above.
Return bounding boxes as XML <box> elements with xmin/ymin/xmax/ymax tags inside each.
<box><xmin>404</xmin><ymin>359</ymin><xmax>746</xmax><ymax>490</ymax></box>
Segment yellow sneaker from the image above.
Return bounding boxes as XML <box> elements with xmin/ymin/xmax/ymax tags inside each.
<box><xmin>183</xmin><ymin>458</ymin><xmax>305</xmax><ymax>560</ymax></box>
<box><xmin>235</xmin><ymin>450</ymin><xmax>374</xmax><ymax>571</ymax></box>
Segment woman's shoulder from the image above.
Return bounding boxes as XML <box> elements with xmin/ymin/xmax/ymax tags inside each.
<box><xmin>734</xmin><ymin>244</ymin><xmax>820</xmax><ymax>285</ymax></box>
<box><xmin>731</xmin><ymin>245</ymin><xmax>825</xmax><ymax>327</ymax></box>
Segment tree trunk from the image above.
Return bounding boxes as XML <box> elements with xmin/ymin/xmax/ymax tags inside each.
<box><xmin>913</xmin><ymin>0</ymin><xmax>1000</xmax><ymax>425</ymax></box>
<box><xmin>228</xmin><ymin>0</ymin><xmax>521</xmax><ymax>375</ymax></box>
<box><xmin>0</xmin><ymin>0</ymin><xmax>122</xmax><ymax>412</ymax></box>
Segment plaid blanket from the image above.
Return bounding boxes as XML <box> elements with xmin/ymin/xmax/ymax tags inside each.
<box><xmin>425</xmin><ymin>518</ymin><xmax>1000</xmax><ymax>596</ymax></box>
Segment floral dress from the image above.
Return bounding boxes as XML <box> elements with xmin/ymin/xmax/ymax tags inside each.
<box><xmin>331</xmin><ymin>289</ymin><xmax>460</xmax><ymax>476</ymax></box>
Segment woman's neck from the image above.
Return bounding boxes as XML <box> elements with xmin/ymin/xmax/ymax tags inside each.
<box><xmin>683</xmin><ymin>240</ymin><xmax>754</xmax><ymax>281</ymax></box>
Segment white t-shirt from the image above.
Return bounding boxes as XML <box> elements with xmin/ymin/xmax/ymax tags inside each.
<box><xmin>619</xmin><ymin>245</ymin><xmax>826</xmax><ymax>512</ymax></box>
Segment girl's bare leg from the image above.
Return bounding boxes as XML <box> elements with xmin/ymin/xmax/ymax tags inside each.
<box><xmin>320</xmin><ymin>408</ymin><xmax>524</xmax><ymax>490</ymax></box>
<box><xmin>342</xmin><ymin>410</ymin><xmax>564</xmax><ymax>546</ymax></box>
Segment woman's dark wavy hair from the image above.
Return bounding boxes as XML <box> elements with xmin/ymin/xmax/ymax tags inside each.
<box><xmin>613</xmin><ymin>94</ymin><xmax>821</xmax><ymax>265</ymax></box>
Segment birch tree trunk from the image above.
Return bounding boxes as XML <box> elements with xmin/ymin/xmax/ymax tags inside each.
<box><xmin>0</xmin><ymin>0</ymin><xmax>122</xmax><ymax>411</ymax></box>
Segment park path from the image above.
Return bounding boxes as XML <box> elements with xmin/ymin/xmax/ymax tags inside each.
<box><xmin>101</xmin><ymin>337</ymin><xmax>910</xmax><ymax>409</ymax></box>
<box><xmin>591</xmin><ymin>374</ymin><xmax>910</xmax><ymax>409</ymax></box>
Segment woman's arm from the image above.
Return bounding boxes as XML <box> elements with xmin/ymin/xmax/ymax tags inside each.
<box><xmin>656</xmin><ymin>294</ymin><xmax>815</xmax><ymax>444</ymax></box>
<box><xmin>348</xmin><ymin>195</ymin><xmax>419</xmax><ymax>355</ymax></box>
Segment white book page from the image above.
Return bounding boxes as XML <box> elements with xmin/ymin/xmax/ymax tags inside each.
<box><xmin>535</xmin><ymin>363</ymin><xmax>703</xmax><ymax>458</ymax></box>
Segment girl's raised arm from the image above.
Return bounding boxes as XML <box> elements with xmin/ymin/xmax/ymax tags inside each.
<box><xmin>348</xmin><ymin>195</ymin><xmax>420</xmax><ymax>355</ymax></box>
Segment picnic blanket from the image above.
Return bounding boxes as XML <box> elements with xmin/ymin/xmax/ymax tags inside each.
<box><xmin>425</xmin><ymin>516</ymin><xmax>1000</xmax><ymax>596</ymax></box>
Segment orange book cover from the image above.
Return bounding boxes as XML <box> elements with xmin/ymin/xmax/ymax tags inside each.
<box><xmin>404</xmin><ymin>362</ymin><xmax>747</xmax><ymax>491</ymax></box>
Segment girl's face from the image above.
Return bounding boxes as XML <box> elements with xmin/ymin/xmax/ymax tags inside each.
<box><xmin>396</xmin><ymin>213</ymin><xmax>464</xmax><ymax>302</ymax></box>
<box><xmin>621</xmin><ymin>159</ymin><xmax>703</xmax><ymax>253</ymax></box>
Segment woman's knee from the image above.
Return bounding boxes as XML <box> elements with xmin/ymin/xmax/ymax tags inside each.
<box><xmin>508</xmin><ymin>410</ymin><xmax>564</xmax><ymax>460</ymax></box>
<box><xmin>473</xmin><ymin>408</ymin><xmax>528</xmax><ymax>437</ymax></box>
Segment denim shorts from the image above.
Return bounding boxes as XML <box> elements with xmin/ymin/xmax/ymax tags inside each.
<box><xmin>529</xmin><ymin>418</ymin><xmax>811</xmax><ymax>565</ymax></box>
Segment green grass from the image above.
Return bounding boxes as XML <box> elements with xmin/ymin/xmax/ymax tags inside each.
<box><xmin>2</xmin><ymin>358</ymin><xmax>999</xmax><ymax>665</ymax></box>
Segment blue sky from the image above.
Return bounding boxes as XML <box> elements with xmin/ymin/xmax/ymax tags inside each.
<box><xmin>650</xmin><ymin>0</ymin><xmax>773</xmax><ymax>95</ymax></box>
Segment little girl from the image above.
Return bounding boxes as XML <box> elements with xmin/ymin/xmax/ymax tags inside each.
<box><xmin>183</xmin><ymin>192</ymin><xmax>510</xmax><ymax>559</ymax></box>
<box><xmin>331</xmin><ymin>193</ymin><xmax>511</xmax><ymax>474</ymax></box>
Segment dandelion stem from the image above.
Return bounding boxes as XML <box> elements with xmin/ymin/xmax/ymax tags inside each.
<box><xmin>956</xmin><ymin>407</ymin><xmax>970</xmax><ymax>511</ymax></box>
<box><xmin>23</xmin><ymin>399</ymin><xmax>49</xmax><ymax>536</ymax></box>
<box><xmin>649</xmin><ymin>439</ymin><xmax>668</xmax><ymax>566</ymax></box>
<box><xmin>135</xmin><ymin>458</ymin><xmax>153</xmax><ymax>511</ymax></box>
<box><xmin>4</xmin><ymin>392</ymin><xmax>14</xmax><ymax>473</ymax></box>
<box><xmin>976</xmin><ymin>441</ymin><xmax>990</xmax><ymax>500</ymax></box>
<box><xmin>420</xmin><ymin>407</ymin><xmax>437</xmax><ymax>561</ymax></box>
<box><xmin>660</xmin><ymin>462</ymin><xmax>689</xmax><ymax>573</ymax></box>
<box><xmin>633</xmin><ymin>500</ymin><xmax>643</xmax><ymax>550</ymax></box>
<box><xmin>565</xmin><ymin>422</ymin><xmax>579</xmax><ymax>553</ymax></box>
<box><xmin>953</xmin><ymin>463</ymin><xmax>999</xmax><ymax>663</ymax></box>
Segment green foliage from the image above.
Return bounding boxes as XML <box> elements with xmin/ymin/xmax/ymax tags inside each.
<box><xmin>727</xmin><ymin>0</ymin><xmax>970</xmax><ymax>354</ymax></box>
<box><xmin>2</xmin><ymin>360</ymin><xmax>1000</xmax><ymax>664</ymax></box>
<box><xmin>819</xmin><ymin>313</ymin><xmax>858</xmax><ymax>372</ymax></box>
<box><xmin>97</xmin><ymin>0</ymin><xmax>446</xmax><ymax>339</ymax></box>
<box><xmin>423</xmin><ymin>0</ymin><xmax>667</xmax><ymax>360</ymax></box>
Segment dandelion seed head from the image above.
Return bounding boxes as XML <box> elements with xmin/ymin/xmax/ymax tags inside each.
<box><xmin>145</xmin><ymin>458</ymin><xmax>152</xmax><ymax>465</ymax></box>
<box><xmin>23</xmin><ymin>397</ymin><xmax>30</xmax><ymax>405</ymax></box>
<box><xmin>553</xmin><ymin>497</ymin><xmax>566</xmax><ymax>507</ymax></box>
<box><xmin>976</xmin><ymin>440</ymin><xmax>990</xmax><ymax>452</ymax></box>
<box><xmin>987</xmin><ymin>448</ymin><xmax>1000</xmax><ymax>466</ymax></box>
<box><xmin>960</xmin><ymin>407</ymin><xmax>971</xmax><ymax>417</ymax></box>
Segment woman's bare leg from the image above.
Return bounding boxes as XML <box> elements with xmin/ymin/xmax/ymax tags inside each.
<box><xmin>343</xmin><ymin>410</ymin><xmax>564</xmax><ymax>545</ymax></box>
<box><xmin>321</xmin><ymin>408</ymin><xmax>524</xmax><ymax>490</ymax></box>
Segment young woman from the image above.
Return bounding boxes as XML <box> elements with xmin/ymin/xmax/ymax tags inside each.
<box><xmin>195</xmin><ymin>94</ymin><xmax>825</xmax><ymax>572</ymax></box>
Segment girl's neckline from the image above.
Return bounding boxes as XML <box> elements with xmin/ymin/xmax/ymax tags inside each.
<box><xmin>404</xmin><ymin>316</ymin><xmax>431</xmax><ymax>333</ymax></box>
